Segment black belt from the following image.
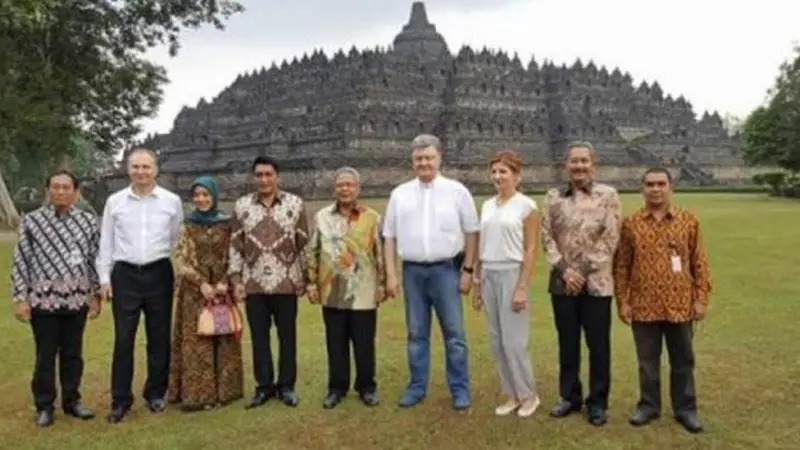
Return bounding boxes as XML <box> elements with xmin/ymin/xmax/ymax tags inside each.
<box><xmin>115</xmin><ymin>258</ymin><xmax>170</xmax><ymax>271</ymax></box>
<box><xmin>403</xmin><ymin>253</ymin><xmax>463</xmax><ymax>267</ymax></box>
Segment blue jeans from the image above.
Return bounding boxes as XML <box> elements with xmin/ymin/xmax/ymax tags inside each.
<box><xmin>401</xmin><ymin>260</ymin><xmax>469</xmax><ymax>398</ymax></box>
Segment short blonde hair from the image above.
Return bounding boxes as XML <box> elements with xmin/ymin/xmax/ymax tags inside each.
<box><xmin>489</xmin><ymin>149</ymin><xmax>523</xmax><ymax>174</ymax></box>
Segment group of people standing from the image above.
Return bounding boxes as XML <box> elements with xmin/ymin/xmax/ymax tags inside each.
<box><xmin>10</xmin><ymin>134</ymin><xmax>711</xmax><ymax>436</ymax></box>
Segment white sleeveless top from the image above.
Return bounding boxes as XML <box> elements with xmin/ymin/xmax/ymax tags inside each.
<box><xmin>479</xmin><ymin>192</ymin><xmax>537</xmax><ymax>269</ymax></box>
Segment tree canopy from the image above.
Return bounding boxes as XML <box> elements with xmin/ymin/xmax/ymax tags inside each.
<box><xmin>741</xmin><ymin>45</ymin><xmax>800</xmax><ymax>173</ymax></box>
<box><xmin>0</xmin><ymin>0</ymin><xmax>244</xmax><ymax>181</ymax></box>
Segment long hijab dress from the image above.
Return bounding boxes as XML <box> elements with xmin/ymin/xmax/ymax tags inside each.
<box><xmin>167</xmin><ymin>175</ymin><xmax>244</xmax><ymax>411</ymax></box>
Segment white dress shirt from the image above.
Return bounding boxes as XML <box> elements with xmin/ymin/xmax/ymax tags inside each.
<box><xmin>382</xmin><ymin>175</ymin><xmax>479</xmax><ymax>263</ymax></box>
<box><xmin>96</xmin><ymin>185</ymin><xmax>184</xmax><ymax>285</ymax></box>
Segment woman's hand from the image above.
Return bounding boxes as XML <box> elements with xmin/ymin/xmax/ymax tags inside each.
<box><xmin>214</xmin><ymin>282</ymin><xmax>229</xmax><ymax>295</ymax></box>
<box><xmin>200</xmin><ymin>283</ymin><xmax>216</xmax><ymax>301</ymax></box>
<box><xmin>511</xmin><ymin>287</ymin><xmax>528</xmax><ymax>313</ymax></box>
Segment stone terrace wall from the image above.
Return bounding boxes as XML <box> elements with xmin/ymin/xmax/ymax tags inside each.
<box><xmin>100</xmin><ymin>164</ymin><xmax>678</xmax><ymax>202</ymax></box>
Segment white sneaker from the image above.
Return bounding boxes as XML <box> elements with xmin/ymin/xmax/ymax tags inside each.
<box><xmin>494</xmin><ymin>401</ymin><xmax>520</xmax><ymax>416</ymax></box>
<box><xmin>517</xmin><ymin>396</ymin><xmax>540</xmax><ymax>417</ymax></box>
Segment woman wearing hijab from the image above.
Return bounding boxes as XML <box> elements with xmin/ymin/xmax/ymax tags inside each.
<box><xmin>168</xmin><ymin>176</ymin><xmax>244</xmax><ymax>411</ymax></box>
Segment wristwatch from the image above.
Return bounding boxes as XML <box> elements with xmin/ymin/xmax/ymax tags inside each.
<box><xmin>462</xmin><ymin>266</ymin><xmax>474</xmax><ymax>274</ymax></box>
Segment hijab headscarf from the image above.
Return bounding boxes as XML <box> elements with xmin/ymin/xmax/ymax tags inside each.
<box><xmin>186</xmin><ymin>175</ymin><xmax>230</xmax><ymax>225</ymax></box>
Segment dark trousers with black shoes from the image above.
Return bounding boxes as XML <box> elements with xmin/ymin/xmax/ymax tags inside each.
<box><xmin>323</xmin><ymin>306</ymin><xmax>378</xmax><ymax>395</ymax></box>
<box><xmin>245</xmin><ymin>294</ymin><xmax>298</xmax><ymax>395</ymax></box>
<box><xmin>110</xmin><ymin>259</ymin><xmax>174</xmax><ymax>410</ymax></box>
<box><xmin>551</xmin><ymin>294</ymin><xmax>612</xmax><ymax>409</ymax></box>
<box><xmin>632</xmin><ymin>321</ymin><xmax>697</xmax><ymax>414</ymax></box>
<box><xmin>30</xmin><ymin>308</ymin><xmax>88</xmax><ymax>413</ymax></box>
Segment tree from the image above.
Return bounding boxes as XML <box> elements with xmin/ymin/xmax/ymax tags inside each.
<box><xmin>741</xmin><ymin>46</ymin><xmax>800</xmax><ymax>172</ymax></box>
<box><xmin>721</xmin><ymin>113</ymin><xmax>742</xmax><ymax>137</ymax></box>
<box><xmin>0</xmin><ymin>0</ymin><xmax>244</xmax><ymax>225</ymax></box>
<box><xmin>740</xmin><ymin>45</ymin><xmax>800</xmax><ymax>197</ymax></box>
<box><xmin>68</xmin><ymin>135</ymin><xmax>117</xmax><ymax>178</ymax></box>
<box><xmin>1</xmin><ymin>8</ymin><xmax>243</xmax><ymax>170</ymax></box>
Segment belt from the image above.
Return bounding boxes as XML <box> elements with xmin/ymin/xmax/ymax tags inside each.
<box><xmin>403</xmin><ymin>258</ymin><xmax>456</xmax><ymax>267</ymax></box>
<box><xmin>403</xmin><ymin>252</ymin><xmax>464</xmax><ymax>268</ymax></box>
<box><xmin>115</xmin><ymin>258</ymin><xmax>170</xmax><ymax>271</ymax></box>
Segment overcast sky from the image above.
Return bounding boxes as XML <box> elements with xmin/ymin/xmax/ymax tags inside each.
<box><xmin>139</xmin><ymin>0</ymin><xmax>800</xmax><ymax>136</ymax></box>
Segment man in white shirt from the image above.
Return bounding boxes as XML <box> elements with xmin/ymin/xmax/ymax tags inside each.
<box><xmin>382</xmin><ymin>134</ymin><xmax>480</xmax><ymax>410</ymax></box>
<box><xmin>96</xmin><ymin>148</ymin><xmax>184</xmax><ymax>423</ymax></box>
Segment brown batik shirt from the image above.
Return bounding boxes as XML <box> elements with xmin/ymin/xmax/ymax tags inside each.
<box><xmin>540</xmin><ymin>181</ymin><xmax>621</xmax><ymax>297</ymax></box>
<box><xmin>228</xmin><ymin>191</ymin><xmax>310</xmax><ymax>296</ymax></box>
<box><xmin>613</xmin><ymin>207</ymin><xmax>712</xmax><ymax>323</ymax></box>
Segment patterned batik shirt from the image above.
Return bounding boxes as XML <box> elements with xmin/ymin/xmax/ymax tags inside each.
<box><xmin>11</xmin><ymin>205</ymin><xmax>100</xmax><ymax>311</ymax></box>
<box><xmin>540</xmin><ymin>181</ymin><xmax>621</xmax><ymax>297</ymax></box>
<box><xmin>228</xmin><ymin>191</ymin><xmax>310</xmax><ymax>296</ymax></box>
<box><xmin>613</xmin><ymin>207</ymin><xmax>712</xmax><ymax>323</ymax></box>
<box><xmin>307</xmin><ymin>203</ymin><xmax>385</xmax><ymax>310</ymax></box>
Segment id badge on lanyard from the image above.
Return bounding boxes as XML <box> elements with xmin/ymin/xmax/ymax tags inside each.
<box><xmin>670</xmin><ymin>254</ymin><xmax>682</xmax><ymax>273</ymax></box>
<box><xmin>668</xmin><ymin>240</ymin><xmax>681</xmax><ymax>273</ymax></box>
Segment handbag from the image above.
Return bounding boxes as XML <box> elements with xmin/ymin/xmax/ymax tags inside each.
<box><xmin>197</xmin><ymin>294</ymin><xmax>243</xmax><ymax>338</ymax></box>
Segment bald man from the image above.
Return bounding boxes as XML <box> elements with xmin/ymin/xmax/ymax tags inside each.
<box><xmin>96</xmin><ymin>149</ymin><xmax>184</xmax><ymax>423</ymax></box>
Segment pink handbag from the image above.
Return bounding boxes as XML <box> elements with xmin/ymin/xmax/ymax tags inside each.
<box><xmin>196</xmin><ymin>295</ymin><xmax>243</xmax><ymax>339</ymax></box>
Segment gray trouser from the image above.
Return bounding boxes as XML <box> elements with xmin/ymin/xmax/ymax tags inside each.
<box><xmin>481</xmin><ymin>265</ymin><xmax>535</xmax><ymax>399</ymax></box>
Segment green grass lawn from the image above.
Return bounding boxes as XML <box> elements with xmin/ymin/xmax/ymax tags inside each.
<box><xmin>1</xmin><ymin>193</ymin><xmax>798</xmax><ymax>449</ymax></box>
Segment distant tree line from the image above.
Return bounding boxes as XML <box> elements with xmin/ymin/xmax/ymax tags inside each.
<box><xmin>741</xmin><ymin>45</ymin><xmax>800</xmax><ymax>198</ymax></box>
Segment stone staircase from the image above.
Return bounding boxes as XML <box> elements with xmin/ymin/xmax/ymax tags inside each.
<box><xmin>625</xmin><ymin>142</ymin><xmax>662</xmax><ymax>166</ymax></box>
<box><xmin>679</xmin><ymin>160</ymin><xmax>715</xmax><ymax>185</ymax></box>
<box><xmin>616</xmin><ymin>126</ymin><xmax>715</xmax><ymax>185</ymax></box>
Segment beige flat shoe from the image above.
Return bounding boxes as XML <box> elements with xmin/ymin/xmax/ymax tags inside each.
<box><xmin>517</xmin><ymin>396</ymin><xmax>541</xmax><ymax>417</ymax></box>
<box><xmin>495</xmin><ymin>400</ymin><xmax>520</xmax><ymax>416</ymax></box>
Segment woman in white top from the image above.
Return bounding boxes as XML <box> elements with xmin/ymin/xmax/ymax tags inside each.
<box><xmin>473</xmin><ymin>149</ymin><xmax>541</xmax><ymax>417</ymax></box>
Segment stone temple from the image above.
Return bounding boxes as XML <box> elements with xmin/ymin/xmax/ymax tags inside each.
<box><xmin>115</xmin><ymin>1</ymin><xmax>750</xmax><ymax>199</ymax></box>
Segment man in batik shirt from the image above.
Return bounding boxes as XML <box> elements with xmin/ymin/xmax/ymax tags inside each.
<box><xmin>541</xmin><ymin>141</ymin><xmax>621</xmax><ymax>426</ymax></box>
<box><xmin>11</xmin><ymin>169</ymin><xmax>102</xmax><ymax>428</ymax></box>
<box><xmin>307</xmin><ymin>167</ymin><xmax>385</xmax><ymax>409</ymax></box>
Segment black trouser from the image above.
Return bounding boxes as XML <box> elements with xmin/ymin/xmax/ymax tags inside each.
<box><xmin>632</xmin><ymin>321</ymin><xmax>697</xmax><ymax>414</ymax></box>
<box><xmin>110</xmin><ymin>259</ymin><xmax>174</xmax><ymax>410</ymax></box>
<box><xmin>322</xmin><ymin>307</ymin><xmax>378</xmax><ymax>395</ymax></box>
<box><xmin>30</xmin><ymin>308</ymin><xmax>88</xmax><ymax>413</ymax></box>
<box><xmin>551</xmin><ymin>294</ymin><xmax>612</xmax><ymax>409</ymax></box>
<box><xmin>245</xmin><ymin>294</ymin><xmax>298</xmax><ymax>394</ymax></box>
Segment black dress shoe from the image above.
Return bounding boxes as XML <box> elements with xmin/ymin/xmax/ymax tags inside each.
<box><xmin>36</xmin><ymin>410</ymin><xmax>54</xmax><ymax>428</ymax></box>
<box><xmin>359</xmin><ymin>391</ymin><xmax>380</xmax><ymax>407</ymax></box>
<box><xmin>323</xmin><ymin>392</ymin><xmax>344</xmax><ymax>409</ymax></box>
<box><xmin>147</xmin><ymin>398</ymin><xmax>166</xmax><ymax>413</ymax></box>
<box><xmin>64</xmin><ymin>403</ymin><xmax>95</xmax><ymax>420</ymax></box>
<box><xmin>676</xmin><ymin>411</ymin><xmax>704</xmax><ymax>433</ymax></box>
<box><xmin>244</xmin><ymin>391</ymin><xmax>271</xmax><ymax>409</ymax></box>
<box><xmin>549</xmin><ymin>399</ymin><xmax>581</xmax><ymax>418</ymax></box>
<box><xmin>279</xmin><ymin>390</ymin><xmax>299</xmax><ymax>407</ymax></box>
<box><xmin>587</xmin><ymin>406</ymin><xmax>608</xmax><ymax>426</ymax></box>
<box><xmin>106</xmin><ymin>407</ymin><xmax>128</xmax><ymax>424</ymax></box>
<box><xmin>629</xmin><ymin>408</ymin><xmax>659</xmax><ymax>426</ymax></box>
